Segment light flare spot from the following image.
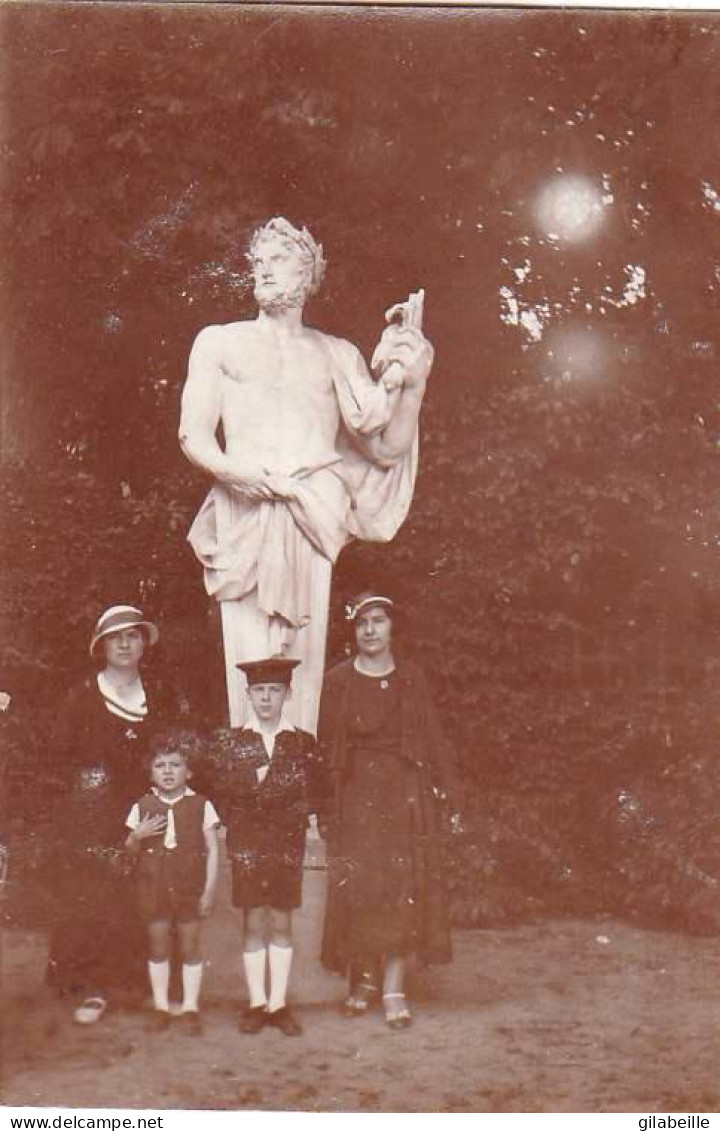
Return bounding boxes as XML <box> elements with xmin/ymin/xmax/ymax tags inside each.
<box><xmin>535</xmin><ymin>174</ymin><xmax>609</xmax><ymax>243</ymax></box>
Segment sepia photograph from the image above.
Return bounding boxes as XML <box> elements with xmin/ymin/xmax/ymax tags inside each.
<box><xmin>2</xmin><ymin>0</ymin><xmax>720</xmax><ymax>1115</ymax></box>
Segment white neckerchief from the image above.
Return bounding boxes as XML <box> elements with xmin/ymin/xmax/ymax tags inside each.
<box><xmin>98</xmin><ymin>671</ymin><xmax>147</xmax><ymax>723</ymax></box>
<box><xmin>152</xmin><ymin>786</ymin><xmax>195</xmax><ymax>849</ymax></box>
<box><xmin>246</xmin><ymin>709</ymin><xmax>295</xmax><ymax>782</ymax></box>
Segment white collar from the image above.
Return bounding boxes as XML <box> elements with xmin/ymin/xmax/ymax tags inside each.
<box><xmin>97</xmin><ymin>671</ymin><xmax>147</xmax><ymax>721</ymax></box>
<box><xmin>151</xmin><ymin>785</ymin><xmax>195</xmax><ymax>805</ymax></box>
<box><xmin>246</xmin><ymin>709</ymin><xmax>295</xmax><ymax>741</ymax></box>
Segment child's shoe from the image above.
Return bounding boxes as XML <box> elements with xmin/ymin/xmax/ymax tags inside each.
<box><xmin>148</xmin><ymin>1010</ymin><xmax>172</xmax><ymax>1033</ymax></box>
<box><xmin>238</xmin><ymin>1005</ymin><xmax>267</xmax><ymax>1034</ymax></box>
<box><xmin>266</xmin><ymin>1006</ymin><xmax>302</xmax><ymax>1037</ymax></box>
<box><xmin>178</xmin><ymin>1010</ymin><xmax>203</xmax><ymax>1036</ymax></box>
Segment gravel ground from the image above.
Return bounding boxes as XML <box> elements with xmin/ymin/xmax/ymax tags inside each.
<box><xmin>3</xmin><ymin>919</ymin><xmax>720</xmax><ymax>1113</ymax></box>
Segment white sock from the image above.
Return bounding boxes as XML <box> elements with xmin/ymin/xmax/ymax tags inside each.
<box><xmin>181</xmin><ymin>962</ymin><xmax>203</xmax><ymax>1013</ymax></box>
<box><xmin>268</xmin><ymin>943</ymin><xmax>293</xmax><ymax>1013</ymax></box>
<box><xmin>148</xmin><ymin>960</ymin><xmax>170</xmax><ymax>1012</ymax></box>
<box><xmin>243</xmin><ymin>948</ymin><xmax>267</xmax><ymax>1008</ymax></box>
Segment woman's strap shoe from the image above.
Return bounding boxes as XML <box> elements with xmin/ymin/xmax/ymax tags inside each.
<box><xmin>73</xmin><ymin>996</ymin><xmax>108</xmax><ymax>1025</ymax></box>
<box><xmin>343</xmin><ymin>977</ymin><xmax>380</xmax><ymax>1017</ymax></box>
<box><xmin>383</xmin><ymin>992</ymin><xmax>412</xmax><ymax>1030</ymax></box>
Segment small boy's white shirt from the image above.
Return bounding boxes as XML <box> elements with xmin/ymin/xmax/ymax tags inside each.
<box><xmin>125</xmin><ymin>787</ymin><xmax>220</xmax><ymax>849</ymax></box>
<box><xmin>246</xmin><ymin>708</ymin><xmax>295</xmax><ymax>782</ymax></box>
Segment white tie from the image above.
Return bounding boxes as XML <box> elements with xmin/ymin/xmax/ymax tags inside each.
<box><xmin>164</xmin><ymin>807</ymin><xmax>177</xmax><ymax>849</ymax></box>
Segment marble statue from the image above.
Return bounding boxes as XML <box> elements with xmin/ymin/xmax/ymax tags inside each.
<box><xmin>179</xmin><ymin>217</ymin><xmax>433</xmax><ymax>732</ymax></box>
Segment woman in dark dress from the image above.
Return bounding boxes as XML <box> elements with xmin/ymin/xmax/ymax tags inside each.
<box><xmin>319</xmin><ymin>591</ymin><xmax>460</xmax><ymax>1029</ymax></box>
<box><xmin>46</xmin><ymin>604</ymin><xmax>187</xmax><ymax>1024</ymax></box>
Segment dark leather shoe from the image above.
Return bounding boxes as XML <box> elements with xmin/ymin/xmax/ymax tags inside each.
<box><xmin>148</xmin><ymin>1010</ymin><xmax>172</xmax><ymax>1033</ymax></box>
<box><xmin>238</xmin><ymin>1005</ymin><xmax>267</xmax><ymax>1034</ymax></box>
<box><xmin>266</xmin><ymin>1006</ymin><xmax>302</xmax><ymax>1036</ymax></box>
<box><xmin>178</xmin><ymin>1010</ymin><xmax>203</xmax><ymax>1036</ymax></box>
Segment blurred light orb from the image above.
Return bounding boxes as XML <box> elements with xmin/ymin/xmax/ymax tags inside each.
<box><xmin>545</xmin><ymin>326</ymin><xmax>606</xmax><ymax>382</ymax></box>
<box><xmin>536</xmin><ymin>175</ymin><xmax>606</xmax><ymax>243</ymax></box>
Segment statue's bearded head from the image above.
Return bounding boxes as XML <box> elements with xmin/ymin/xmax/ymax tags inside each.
<box><xmin>247</xmin><ymin>217</ymin><xmax>326</xmax><ymax>313</ymax></box>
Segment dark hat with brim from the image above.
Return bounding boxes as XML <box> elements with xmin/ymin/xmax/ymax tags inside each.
<box><xmin>236</xmin><ymin>654</ymin><xmax>301</xmax><ymax>686</ymax></box>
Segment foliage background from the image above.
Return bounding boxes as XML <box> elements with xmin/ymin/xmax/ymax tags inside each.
<box><xmin>4</xmin><ymin>3</ymin><xmax>720</xmax><ymax>930</ymax></box>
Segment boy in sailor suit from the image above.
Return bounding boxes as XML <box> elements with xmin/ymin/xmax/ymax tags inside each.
<box><xmin>211</xmin><ymin>656</ymin><xmax>319</xmax><ymax>1036</ymax></box>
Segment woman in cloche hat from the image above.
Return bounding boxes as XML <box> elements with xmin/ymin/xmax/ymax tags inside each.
<box><xmin>318</xmin><ymin>590</ymin><xmax>461</xmax><ymax>1030</ymax></box>
<box><xmin>46</xmin><ymin>604</ymin><xmax>188</xmax><ymax>1026</ymax></box>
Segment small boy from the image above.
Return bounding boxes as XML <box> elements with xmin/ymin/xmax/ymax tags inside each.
<box><xmin>212</xmin><ymin>656</ymin><xmax>318</xmax><ymax>1037</ymax></box>
<box><xmin>125</xmin><ymin>728</ymin><xmax>220</xmax><ymax>1034</ymax></box>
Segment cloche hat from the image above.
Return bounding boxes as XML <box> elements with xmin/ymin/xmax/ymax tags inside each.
<box><xmin>344</xmin><ymin>592</ymin><xmax>395</xmax><ymax>621</ymax></box>
<box><xmin>89</xmin><ymin>605</ymin><xmax>160</xmax><ymax>657</ymax></box>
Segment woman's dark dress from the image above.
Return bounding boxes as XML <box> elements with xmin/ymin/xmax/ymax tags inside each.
<box><xmin>46</xmin><ymin>676</ymin><xmax>185</xmax><ymax>998</ymax></box>
<box><xmin>319</xmin><ymin>659</ymin><xmax>458</xmax><ymax>974</ymax></box>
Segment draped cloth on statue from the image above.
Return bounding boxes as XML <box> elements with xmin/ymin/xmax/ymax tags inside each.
<box><xmin>186</xmin><ymin>334</ymin><xmax>419</xmax><ymax>733</ymax></box>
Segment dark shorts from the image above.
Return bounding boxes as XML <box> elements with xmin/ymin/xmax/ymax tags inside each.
<box><xmin>137</xmin><ymin>849</ymin><xmax>205</xmax><ymax>924</ymax></box>
<box><xmin>229</xmin><ymin>839</ymin><xmax>305</xmax><ymax>911</ymax></box>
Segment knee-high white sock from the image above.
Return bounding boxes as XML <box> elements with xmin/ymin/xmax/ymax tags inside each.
<box><xmin>148</xmin><ymin>960</ymin><xmax>170</xmax><ymax>1012</ymax></box>
<box><xmin>268</xmin><ymin>943</ymin><xmax>293</xmax><ymax>1013</ymax></box>
<box><xmin>243</xmin><ymin>948</ymin><xmax>267</xmax><ymax>1008</ymax></box>
<box><xmin>181</xmin><ymin>962</ymin><xmax>203</xmax><ymax>1013</ymax></box>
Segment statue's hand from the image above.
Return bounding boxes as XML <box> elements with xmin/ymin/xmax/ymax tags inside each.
<box><xmin>371</xmin><ymin>325</ymin><xmax>434</xmax><ymax>395</ymax></box>
<box><xmin>220</xmin><ymin>462</ymin><xmax>275</xmax><ymax>503</ymax></box>
<box><xmin>263</xmin><ymin>474</ymin><xmax>300</xmax><ymax>501</ymax></box>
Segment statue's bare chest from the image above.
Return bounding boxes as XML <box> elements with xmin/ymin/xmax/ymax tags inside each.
<box><xmin>218</xmin><ymin>330</ymin><xmax>334</xmax><ymax>399</ymax></box>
